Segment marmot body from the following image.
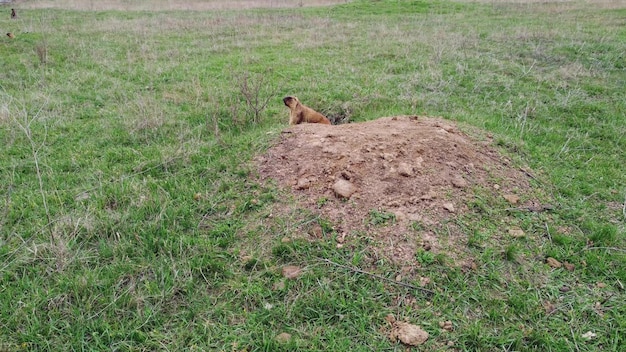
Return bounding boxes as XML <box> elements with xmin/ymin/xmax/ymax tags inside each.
<box><xmin>283</xmin><ymin>96</ymin><xmax>331</xmax><ymax>125</ymax></box>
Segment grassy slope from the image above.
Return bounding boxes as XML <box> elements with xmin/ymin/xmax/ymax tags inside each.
<box><xmin>1</xmin><ymin>0</ymin><xmax>624</xmax><ymax>350</ymax></box>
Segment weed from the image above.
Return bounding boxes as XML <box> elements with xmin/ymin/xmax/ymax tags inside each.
<box><xmin>409</xmin><ymin>220</ymin><xmax>424</xmax><ymax>232</ymax></box>
<box><xmin>415</xmin><ymin>248</ymin><xmax>436</xmax><ymax>266</ymax></box>
<box><xmin>316</xmin><ymin>196</ymin><xmax>329</xmax><ymax>208</ymax></box>
<box><xmin>367</xmin><ymin>209</ymin><xmax>396</xmax><ymax>226</ymax></box>
<box><xmin>317</xmin><ymin>218</ymin><xmax>334</xmax><ymax>235</ymax></box>
<box><xmin>504</xmin><ymin>244</ymin><xmax>519</xmax><ymax>262</ymax></box>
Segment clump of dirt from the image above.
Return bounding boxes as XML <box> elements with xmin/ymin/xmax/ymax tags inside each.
<box><xmin>256</xmin><ymin>116</ymin><xmax>537</xmax><ymax>265</ymax></box>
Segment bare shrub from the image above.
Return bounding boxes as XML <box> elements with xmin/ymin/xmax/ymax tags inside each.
<box><xmin>36</xmin><ymin>43</ymin><xmax>48</xmax><ymax>64</ymax></box>
<box><xmin>237</xmin><ymin>69</ymin><xmax>280</xmax><ymax>125</ymax></box>
<box><xmin>3</xmin><ymin>93</ymin><xmax>55</xmax><ymax>243</ymax></box>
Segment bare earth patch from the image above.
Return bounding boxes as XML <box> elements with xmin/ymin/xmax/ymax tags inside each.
<box><xmin>257</xmin><ymin>116</ymin><xmax>539</xmax><ymax>265</ymax></box>
<box><xmin>16</xmin><ymin>0</ymin><xmax>347</xmax><ymax>11</ymax></box>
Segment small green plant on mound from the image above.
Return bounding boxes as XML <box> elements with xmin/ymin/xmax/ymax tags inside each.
<box><xmin>316</xmin><ymin>196</ymin><xmax>329</xmax><ymax>208</ymax></box>
<box><xmin>367</xmin><ymin>209</ymin><xmax>396</xmax><ymax>226</ymax></box>
<box><xmin>415</xmin><ymin>248</ymin><xmax>436</xmax><ymax>266</ymax></box>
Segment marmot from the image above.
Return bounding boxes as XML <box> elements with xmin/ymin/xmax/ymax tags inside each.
<box><xmin>283</xmin><ymin>96</ymin><xmax>331</xmax><ymax>125</ymax></box>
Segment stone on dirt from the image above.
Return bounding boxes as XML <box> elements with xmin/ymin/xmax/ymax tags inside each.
<box><xmin>398</xmin><ymin>162</ymin><xmax>413</xmax><ymax>177</ymax></box>
<box><xmin>333</xmin><ymin>179</ymin><xmax>357</xmax><ymax>199</ymax></box>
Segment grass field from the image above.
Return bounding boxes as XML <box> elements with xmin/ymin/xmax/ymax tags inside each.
<box><xmin>1</xmin><ymin>0</ymin><xmax>625</xmax><ymax>350</ymax></box>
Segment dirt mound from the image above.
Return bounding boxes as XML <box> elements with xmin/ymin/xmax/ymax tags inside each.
<box><xmin>256</xmin><ymin>116</ymin><xmax>536</xmax><ymax>264</ymax></box>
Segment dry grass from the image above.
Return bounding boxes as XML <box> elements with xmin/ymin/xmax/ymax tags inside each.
<box><xmin>17</xmin><ymin>0</ymin><xmax>349</xmax><ymax>11</ymax></box>
<box><xmin>456</xmin><ymin>0</ymin><xmax>626</xmax><ymax>10</ymax></box>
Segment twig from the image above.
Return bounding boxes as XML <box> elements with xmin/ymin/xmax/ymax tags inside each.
<box><xmin>557</xmin><ymin>136</ymin><xmax>572</xmax><ymax>158</ymax></box>
<box><xmin>504</xmin><ymin>204</ymin><xmax>555</xmax><ymax>213</ymax></box>
<box><xmin>570</xmin><ymin>327</ymin><xmax>581</xmax><ymax>352</ymax></box>
<box><xmin>583</xmin><ymin>247</ymin><xmax>626</xmax><ymax>253</ymax></box>
<box><xmin>0</xmin><ymin>166</ymin><xmax>15</xmax><ymax>231</ymax></box>
<box><xmin>319</xmin><ymin>258</ymin><xmax>435</xmax><ymax>296</ymax></box>
<box><xmin>8</xmin><ymin>93</ymin><xmax>54</xmax><ymax>242</ymax></box>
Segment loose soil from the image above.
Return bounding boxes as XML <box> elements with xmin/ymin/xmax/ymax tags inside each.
<box><xmin>256</xmin><ymin>116</ymin><xmax>539</xmax><ymax>265</ymax></box>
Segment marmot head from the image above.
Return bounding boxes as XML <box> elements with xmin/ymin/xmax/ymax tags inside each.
<box><xmin>283</xmin><ymin>96</ymin><xmax>300</xmax><ymax>109</ymax></box>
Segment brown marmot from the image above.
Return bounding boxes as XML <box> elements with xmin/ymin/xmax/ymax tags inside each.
<box><xmin>283</xmin><ymin>96</ymin><xmax>331</xmax><ymax>125</ymax></box>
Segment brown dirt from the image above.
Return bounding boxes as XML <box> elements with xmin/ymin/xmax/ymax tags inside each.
<box><xmin>256</xmin><ymin>116</ymin><xmax>537</xmax><ymax>265</ymax></box>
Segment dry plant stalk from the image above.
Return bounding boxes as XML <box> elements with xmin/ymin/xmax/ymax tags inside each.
<box><xmin>7</xmin><ymin>95</ymin><xmax>55</xmax><ymax>243</ymax></box>
<box><xmin>36</xmin><ymin>43</ymin><xmax>48</xmax><ymax>64</ymax></box>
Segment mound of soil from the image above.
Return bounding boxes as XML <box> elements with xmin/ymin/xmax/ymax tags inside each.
<box><xmin>256</xmin><ymin>116</ymin><xmax>537</xmax><ymax>264</ymax></box>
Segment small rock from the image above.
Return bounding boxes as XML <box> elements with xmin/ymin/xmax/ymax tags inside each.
<box><xmin>333</xmin><ymin>179</ymin><xmax>357</xmax><ymax>199</ymax></box>
<box><xmin>451</xmin><ymin>175</ymin><xmax>468</xmax><ymax>188</ymax></box>
<box><xmin>393</xmin><ymin>210</ymin><xmax>406</xmax><ymax>221</ymax></box>
<box><xmin>543</xmin><ymin>301</ymin><xmax>556</xmax><ymax>314</ymax></box>
<box><xmin>340</xmin><ymin>170</ymin><xmax>353</xmax><ymax>180</ymax></box>
<box><xmin>439</xmin><ymin>320</ymin><xmax>453</xmax><ymax>332</ymax></box>
<box><xmin>443</xmin><ymin>202</ymin><xmax>455</xmax><ymax>213</ymax></box>
<box><xmin>272</xmin><ymin>280</ymin><xmax>286</xmax><ymax>291</ymax></box>
<box><xmin>581</xmin><ymin>331</ymin><xmax>596</xmax><ymax>340</ymax></box>
<box><xmin>398</xmin><ymin>162</ymin><xmax>413</xmax><ymax>177</ymax></box>
<box><xmin>395</xmin><ymin>322</ymin><xmax>429</xmax><ymax>346</ymax></box>
<box><xmin>493</xmin><ymin>184</ymin><xmax>500</xmax><ymax>190</ymax></box>
<box><xmin>421</xmin><ymin>191</ymin><xmax>437</xmax><ymax>200</ymax></box>
<box><xmin>282</xmin><ymin>265</ymin><xmax>302</xmax><ymax>279</ymax></box>
<box><xmin>382</xmin><ymin>153</ymin><xmax>394</xmax><ymax>161</ymax></box>
<box><xmin>559</xmin><ymin>285</ymin><xmax>571</xmax><ymax>293</ymax></box>
<box><xmin>503</xmin><ymin>194</ymin><xmax>520</xmax><ymax>204</ymax></box>
<box><xmin>75</xmin><ymin>192</ymin><xmax>90</xmax><ymax>201</ymax></box>
<box><xmin>563</xmin><ymin>262</ymin><xmax>575</xmax><ymax>271</ymax></box>
<box><xmin>442</xmin><ymin>125</ymin><xmax>456</xmax><ymax>133</ymax></box>
<box><xmin>414</xmin><ymin>156</ymin><xmax>424</xmax><ymax>169</ymax></box>
<box><xmin>295</xmin><ymin>177</ymin><xmax>313</xmax><ymax>190</ymax></box>
<box><xmin>508</xmin><ymin>227</ymin><xmax>525</xmax><ymax>238</ymax></box>
<box><xmin>419</xmin><ymin>277</ymin><xmax>431</xmax><ymax>286</ymax></box>
<box><xmin>276</xmin><ymin>332</ymin><xmax>292</xmax><ymax>343</ymax></box>
<box><xmin>462</xmin><ymin>261</ymin><xmax>478</xmax><ymax>272</ymax></box>
<box><xmin>546</xmin><ymin>257</ymin><xmax>562</xmax><ymax>268</ymax></box>
<box><xmin>596</xmin><ymin>282</ymin><xmax>606</xmax><ymax>289</ymax></box>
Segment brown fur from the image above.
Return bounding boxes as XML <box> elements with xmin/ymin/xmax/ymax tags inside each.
<box><xmin>283</xmin><ymin>96</ymin><xmax>331</xmax><ymax>125</ymax></box>
<box><xmin>6</xmin><ymin>32</ymin><xmax>14</xmax><ymax>39</ymax></box>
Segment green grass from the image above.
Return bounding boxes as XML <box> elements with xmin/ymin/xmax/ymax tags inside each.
<box><xmin>1</xmin><ymin>0</ymin><xmax>625</xmax><ymax>350</ymax></box>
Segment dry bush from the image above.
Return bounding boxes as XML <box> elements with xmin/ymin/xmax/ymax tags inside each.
<box><xmin>237</xmin><ymin>70</ymin><xmax>279</xmax><ymax>125</ymax></box>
